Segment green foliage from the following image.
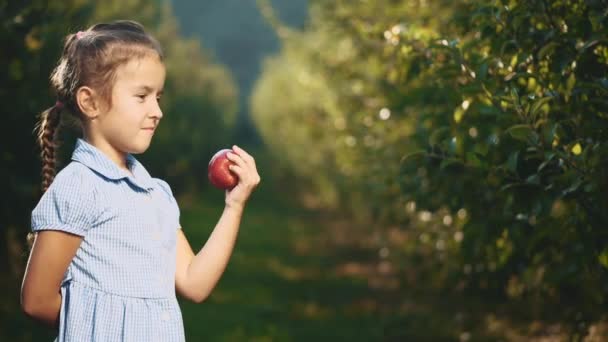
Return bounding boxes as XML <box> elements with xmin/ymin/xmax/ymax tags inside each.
<box><xmin>252</xmin><ymin>0</ymin><xmax>608</xmax><ymax>322</ymax></box>
<box><xmin>1</xmin><ymin>2</ymin><xmax>91</xmax><ymax>339</ymax></box>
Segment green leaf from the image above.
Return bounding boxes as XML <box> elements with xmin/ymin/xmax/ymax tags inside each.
<box><xmin>538</xmin><ymin>42</ymin><xmax>559</xmax><ymax>59</ymax></box>
<box><xmin>440</xmin><ymin>157</ymin><xmax>463</xmax><ymax>170</ymax></box>
<box><xmin>473</xmin><ymin>143</ymin><xmax>489</xmax><ymax>156</ymax></box>
<box><xmin>466</xmin><ymin>151</ymin><xmax>483</xmax><ymax>168</ymax></box>
<box><xmin>576</xmin><ymin>39</ymin><xmax>603</xmax><ymax>53</ymax></box>
<box><xmin>565</xmin><ymin>72</ymin><xmax>577</xmax><ymax>103</ymax></box>
<box><xmin>504</xmin><ymin>72</ymin><xmax>529</xmax><ymax>82</ymax></box>
<box><xmin>506</xmin><ymin>151</ymin><xmax>519</xmax><ymax>173</ymax></box>
<box><xmin>542</xmin><ymin>122</ymin><xmax>558</xmax><ymax>145</ymax></box>
<box><xmin>500</xmin><ymin>182</ymin><xmax>525</xmax><ymax>192</ymax></box>
<box><xmin>561</xmin><ymin>178</ymin><xmax>583</xmax><ymax>197</ymax></box>
<box><xmin>506</xmin><ymin>124</ymin><xmax>538</xmax><ymax>142</ymax></box>
<box><xmin>537</xmin><ymin>153</ymin><xmax>556</xmax><ymax>172</ymax></box>
<box><xmin>477</xmin><ymin>61</ymin><xmax>488</xmax><ymax>80</ymax></box>
<box><xmin>400</xmin><ymin>150</ymin><xmax>426</xmax><ymax>164</ymax></box>
<box><xmin>510</xmin><ymin>87</ymin><xmax>522</xmax><ymax>113</ymax></box>
<box><xmin>530</xmin><ymin>96</ymin><xmax>553</xmax><ymax>118</ymax></box>
<box><xmin>525</xmin><ymin>174</ymin><xmax>540</xmax><ymax>185</ymax></box>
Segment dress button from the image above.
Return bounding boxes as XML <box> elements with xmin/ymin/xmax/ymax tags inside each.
<box><xmin>161</xmin><ymin>311</ymin><xmax>170</xmax><ymax>321</ymax></box>
<box><xmin>152</xmin><ymin>231</ymin><xmax>161</xmax><ymax>240</ymax></box>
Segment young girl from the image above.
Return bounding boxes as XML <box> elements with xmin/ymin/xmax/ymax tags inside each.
<box><xmin>20</xmin><ymin>20</ymin><xmax>260</xmax><ymax>341</ymax></box>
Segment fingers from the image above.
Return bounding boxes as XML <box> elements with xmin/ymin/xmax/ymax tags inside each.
<box><xmin>226</xmin><ymin>147</ymin><xmax>261</xmax><ymax>187</ymax></box>
<box><xmin>228</xmin><ymin>162</ymin><xmax>260</xmax><ymax>187</ymax></box>
<box><xmin>226</xmin><ymin>151</ymin><xmax>247</xmax><ymax>169</ymax></box>
<box><xmin>232</xmin><ymin>145</ymin><xmax>256</xmax><ymax>167</ymax></box>
<box><xmin>228</xmin><ymin>163</ymin><xmax>243</xmax><ymax>176</ymax></box>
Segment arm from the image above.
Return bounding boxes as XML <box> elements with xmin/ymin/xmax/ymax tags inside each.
<box><xmin>175</xmin><ymin>203</ymin><xmax>244</xmax><ymax>303</ymax></box>
<box><xmin>21</xmin><ymin>231</ymin><xmax>83</xmax><ymax>328</ymax></box>
<box><xmin>175</xmin><ymin>145</ymin><xmax>260</xmax><ymax>303</ymax></box>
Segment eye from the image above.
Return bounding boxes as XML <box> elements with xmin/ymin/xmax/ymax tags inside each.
<box><xmin>136</xmin><ymin>94</ymin><xmax>147</xmax><ymax>101</ymax></box>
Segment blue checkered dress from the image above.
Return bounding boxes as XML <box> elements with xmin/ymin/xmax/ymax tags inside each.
<box><xmin>31</xmin><ymin>138</ymin><xmax>185</xmax><ymax>341</ymax></box>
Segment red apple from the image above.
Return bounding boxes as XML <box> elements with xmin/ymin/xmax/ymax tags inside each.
<box><xmin>208</xmin><ymin>149</ymin><xmax>238</xmax><ymax>190</ymax></box>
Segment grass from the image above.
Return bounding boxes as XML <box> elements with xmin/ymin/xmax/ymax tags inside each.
<box><xmin>7</xmin><ymin>185</ymin><xmax>600</xmax><ymax>341</ymax></box>
<box><xmin>179</xmin><ymin>193</ymin><xmax>387</xmax><ymax>341</ymax></box>
<box><xmin>178</xmin><ymin>190</ymin><xmax>504</xmax><ymax>342</ymax></box>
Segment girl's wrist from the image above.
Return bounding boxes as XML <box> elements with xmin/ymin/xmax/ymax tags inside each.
<box><xmin>224</xmin><ymin>201</ymin><xmax>245</xmax><ymax>213</ymax></box>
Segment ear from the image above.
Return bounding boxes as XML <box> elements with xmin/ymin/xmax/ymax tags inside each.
<box><xmin>76</xmin><ymin>86</ymin><xmax>104</xmax><ymax>119</ymax></box>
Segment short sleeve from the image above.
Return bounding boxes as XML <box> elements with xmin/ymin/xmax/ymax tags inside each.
<box><xmin>31</xmin><ymin>165</ymin><xmax>96</xmax><ymax>237</ymax></box>
<box><xmin>154</xmin><ymin>178</ymin><xmax>181</xmax><ymax>230</ymax></box>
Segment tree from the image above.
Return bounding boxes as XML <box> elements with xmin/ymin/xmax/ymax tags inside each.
<box><xmin>252</xmin><ymin>0</ymin><xmax>608</xmax><ymax>325</ymax></box>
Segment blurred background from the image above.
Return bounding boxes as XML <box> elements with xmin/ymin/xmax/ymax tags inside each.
<box><xmin>2</xmin><ymin>0</ymin><xmax>608</xmax><ymax>340</ymax></box>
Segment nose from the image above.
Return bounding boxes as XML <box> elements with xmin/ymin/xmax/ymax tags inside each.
<box><xmin>150</xmin><ymin>100</ymin><xmax>163</xmax><ymax>120</ymax></box>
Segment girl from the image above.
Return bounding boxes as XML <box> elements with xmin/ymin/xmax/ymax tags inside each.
<box><xmin>20</xmin><ymin>20</ymin><xmax>260</xmax><ymax>341</ymax></box>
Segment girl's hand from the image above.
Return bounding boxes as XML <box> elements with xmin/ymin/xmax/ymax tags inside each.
<box><xmin>224</xmin><ymin>145</ymin><xmax>261</xmax><ymax>210</ymax></box>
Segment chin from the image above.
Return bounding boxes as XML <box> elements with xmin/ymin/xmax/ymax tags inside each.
<box><xmin>132</xmin><ymin>146</ymin><xmax>150</xmax><ymax>155</ymax></box>
<box><xmin>128</xmin><ymin>141</ymin><xmax>152</xmax><ymax>155</ymax></box>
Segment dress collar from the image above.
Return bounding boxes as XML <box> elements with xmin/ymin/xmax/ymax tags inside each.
<box><xmin>71</xmin><ymin>138</ymin><xmax>155</xmax><ymax>191</ymax></box>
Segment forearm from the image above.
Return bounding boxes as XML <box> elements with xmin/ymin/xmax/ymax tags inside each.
<box><xmin>22</xmin><ymin>292</ymin><xmax>61</xmax><ymax>329</ymax></box>
<box><xmin>186</xmin><ymin>203</ymin><xmax>244</xmax><ymax>301</ymax></box>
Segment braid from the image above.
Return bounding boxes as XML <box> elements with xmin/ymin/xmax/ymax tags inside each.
<box><xmin>27</xmin><ymin>104</ymin><xmax>62</xmax><ymax>249</ymax></box>
<box><xmin>37</xmin><ymin>104</ymin><xmax>62</xmax><ymax>192</ymax></box>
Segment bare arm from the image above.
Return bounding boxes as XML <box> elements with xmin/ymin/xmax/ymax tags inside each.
<box><xmin>175</xmin><ymin>203</ymin><xmax>244</xmax><ymax>303</ymax></box>
<box><xmin>21</xmin><ymin>231</ymin><xmax>83</xmax><ymax>328</ymax></box>
<box><xmin>175</xmin><ymin>145</ymin><xmax>259</xmax><ymax>303</ymax></box>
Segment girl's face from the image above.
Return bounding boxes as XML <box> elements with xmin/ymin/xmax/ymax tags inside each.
<box><xmin>94</xmin><ymin>54</ymin><xmax>166</xmax><ymax>158</ymax></box>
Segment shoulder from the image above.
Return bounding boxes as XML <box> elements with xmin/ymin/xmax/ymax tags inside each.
<box><xmin>31</xmin><ymin>162</ymin><xmax>100</xmax><ymax>235</ymax></box>
<box><xmin>152</xmin><ymin>178</ymin><xmax>181</xmax><ymax>222</ymax></box>
<box><xmin>153</xmin><ymin>178</ymin><xmax>175</xmax><ymax>199</ymax></box>
<box><xmin>48</xmin><ymin>162</ymin><xmax>99</xmax><ymax>195</ymax></box>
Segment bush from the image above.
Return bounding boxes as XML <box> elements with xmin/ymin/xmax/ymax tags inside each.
<box><xmin>252</xmin><ymin>0</ymin><xmax>608</xmax><ymax>321</ymax></box>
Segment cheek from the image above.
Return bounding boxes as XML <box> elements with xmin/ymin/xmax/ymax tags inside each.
<box><xmin>113</xmin><ymin>99</ymin><xmax>140</xmax><ymax>121</ymax></box>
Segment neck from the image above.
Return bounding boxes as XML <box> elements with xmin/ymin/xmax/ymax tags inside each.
<box><xmin>82</xmin><ymin>134</ymin><xmax>130</xmax><ymax>172</ymax></box>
